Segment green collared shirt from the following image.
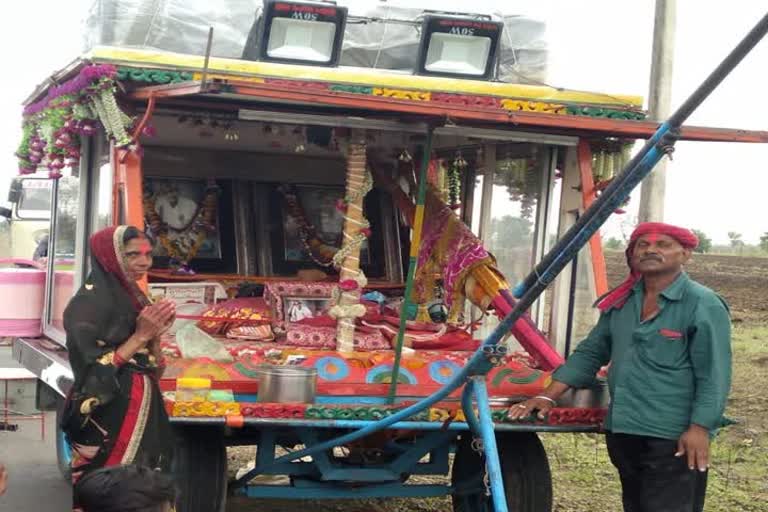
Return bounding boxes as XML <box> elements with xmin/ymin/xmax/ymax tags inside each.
<box><xmin>553</xmin><ymin>272</ymin><xmax>732</xmax><ymax>440</ymax></box>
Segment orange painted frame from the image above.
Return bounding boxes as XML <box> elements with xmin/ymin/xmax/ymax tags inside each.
<box><xmin>577</xmin><ymin>140</ymin><xmax>609</xmax><ymax>298</ymax></box>
<box><xmin>112</xmin><ymin>145</ymin><xmax>148</xmax><ymax>291</ymax></box>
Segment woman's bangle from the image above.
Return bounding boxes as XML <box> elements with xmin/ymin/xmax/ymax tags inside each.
<box><xmin>533</xmin><ymin>395</ymin><xmax>557</xmax><ymax>406</ymax></box>
<box><xmin>113</xmin><ymin>351</ymin><xmax>128</xmax><ymax>367</ymax></box>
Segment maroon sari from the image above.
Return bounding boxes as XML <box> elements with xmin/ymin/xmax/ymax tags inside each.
<box><xmin>61</xmin><ymin>226</ymin><xmax>173</xmax><ymax>503</ymax></box>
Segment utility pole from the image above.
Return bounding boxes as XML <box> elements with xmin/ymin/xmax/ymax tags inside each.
<box><xmin>638</xmin><ymin>0</ymin><xmax>676</xmax><ymax>222</ymax></box>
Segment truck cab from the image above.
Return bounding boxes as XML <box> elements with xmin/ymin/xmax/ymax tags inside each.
<box><xmin>0</xmin><ymin>175</ymin><xmax>52</xmax><ymax>260</ymax></box>
<box><xmin>8</xmin><ymin>3</ymin><xmax>765</xmax><ymax>512</ymax></box>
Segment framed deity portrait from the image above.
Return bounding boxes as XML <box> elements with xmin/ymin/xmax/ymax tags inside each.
<box><xmin>281</xmin><ymin>185</ymin><xmax>370</xmax><ymax>264</ymax></box>
<box><xmin>144</xmin><ymin>177</ymin><xmax>222</xmax><ymax>260</ymax></box>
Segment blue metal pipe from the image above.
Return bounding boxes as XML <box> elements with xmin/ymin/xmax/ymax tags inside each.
<box><xmin>472</xmin><ymin>377</ymin><xmax>508</xmax><ymax>512</ymax></box>
<box><xmin>460</xmin><ymin>380</ymin><xmax>482</xmax><ymax>436</ymax></box>
<box><xmin>235</xmin><ymin>482</ymin><xmax>452</xmax><ymax>499</ymax></box>
<box><xmin>176</xmin><ymin>416</ymin><xmax>600</xmax><ymax>432</ymax></box>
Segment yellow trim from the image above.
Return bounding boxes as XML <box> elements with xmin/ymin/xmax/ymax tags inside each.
<box><xmin>410</xmin><ymin>204</ymin><xmax>426</xmax><ymax>258</ymax></box>
<box><xmin>372</xmin><ymin>88</ymin><xmax>431</xmax><ymax>101</ymax></box>
<box><xmin>191</xmin><ymin>72</ymin><xmax>265</xmax><ymax>84</ymax></box>
<box><xmin>501</xmin><ymin>99</ymin><xmax>567</xmax><ymax>115</ymax></box>
<box><xmin>90</xmin><ymin>46</ymin><xmax>642</xmax><ymax>107</ymax></box>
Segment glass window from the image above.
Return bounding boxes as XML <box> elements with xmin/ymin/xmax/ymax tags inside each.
<box><xmin>566</xmin><ymin>245</ymin><xmax>600</xmax><ymax>355</ymax></box>
<box><xmin>16</xmin><ymin>178</ymin><xmax>52</xmax><ymax>220</ymax></box>
<box><xmin>474</xmin><ymin>145</ymin><xmax>546</xmax><ymax>346</ymax></box>
<box><xmin>92</xmin><ymin>161</ymin><xmax>113</xmax><ymax>232</ymax></box>
<box><xmin>49</xmin><ymin>173</ymin><xmax>80</xmax><ymax>331</ymax></box>
<box><xmin>470</xmin><ymin>174</ymin><xmax>483</xmax><ymax>236</ymax></box>
<box><xmin>487</xmin><ymin>150</ymin><xmax>543</xmax><ymax>287</ymax></box>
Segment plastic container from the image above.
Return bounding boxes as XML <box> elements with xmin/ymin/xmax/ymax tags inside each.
<box><xmin>0</xmin><ymin>259</ymin><xmax>46</xmax><ymax>337</ymax></box>
<box><xmin>176</xmin><ymin>377</ymin><xmax>212</xmax><ymax>402</ymax></box>
<box><xmin>168</xmin><ymin>302</ymin><xmax>208</xmax><ymax>335</ymax></box>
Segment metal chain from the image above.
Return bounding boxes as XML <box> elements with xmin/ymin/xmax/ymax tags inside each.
<box><xmin>470</xmin><ymin>437</ymin><xmax>491</xmax><ymax>497</ymax></box>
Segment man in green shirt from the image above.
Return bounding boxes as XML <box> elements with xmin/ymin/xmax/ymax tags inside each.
<box><xmin>510</xmin><ymin>222</ymin><xmax>731</xmax><ymax>512</ymax></box>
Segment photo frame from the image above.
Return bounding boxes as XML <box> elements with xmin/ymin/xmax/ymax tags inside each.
<box><xmin>283</xmin><ymin>297</ymin><xmax>331</xmax><ymax>323</ymax></box>
<box><xmin>264</xmin><ymin>281</ymin><xmax>337</xmax><ymax>329</ymax></box>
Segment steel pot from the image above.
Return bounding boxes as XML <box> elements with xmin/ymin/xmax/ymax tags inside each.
<box><xmin>255</xmin><ymin>365</ymin><xmax>317</xmax><ymax>403</ymax></box>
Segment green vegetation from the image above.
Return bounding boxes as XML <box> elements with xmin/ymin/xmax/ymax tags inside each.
<box><xmin>543</xmin><ymin>325</ymin><xmax>768</xmax><ymax>511</ymax></box>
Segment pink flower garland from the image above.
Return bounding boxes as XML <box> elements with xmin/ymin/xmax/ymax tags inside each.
<box><xmin>23</xmin><ymin>65</ymin><xmax>117</xmax><ymax>116</ymax></box>
<box><xmin>17</xmin><ymin>64</ymin><xmax>123</xmax><ymax>178</ymax></box>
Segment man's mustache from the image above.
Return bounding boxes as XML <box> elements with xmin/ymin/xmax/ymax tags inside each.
<box><xmin>640</xmin><ymin>255</ymin><xmax>663</xmax><ymax>262</ymax></box>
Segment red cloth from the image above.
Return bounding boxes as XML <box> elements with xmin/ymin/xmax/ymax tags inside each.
<box><xmin>293</xmin><ymin>311</ymin><xmax>478</xmax><ymax>351</ymax></box>
<box><xmin>196</xmin><ymin>297</ymin><xmax>270</xmax><ymax>335</ymax></box>
<box><xmin>595</xmin><ymin>222</ymin><xmax>698</xmax><ymax>311</ymax></box>
<box><xmin>89</xmin><ymin>226</ymin><xmax>151</xmax><ymax>312</ymax></box>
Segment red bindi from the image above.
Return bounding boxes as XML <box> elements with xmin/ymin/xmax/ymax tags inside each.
<box><xmin>646</xmin><ymin>233</ymin><xmax>659</xmax><ymax>243</ymax></box>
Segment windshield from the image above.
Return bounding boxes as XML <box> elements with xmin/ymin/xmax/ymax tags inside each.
<box><xmin>17</xmin><ymin>179</ymin><xmax>52</xmax><ymax>220</ymax></box>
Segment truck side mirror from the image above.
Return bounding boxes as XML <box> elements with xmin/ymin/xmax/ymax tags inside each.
<box><xmin>7</xmin><ymin>179</ymin><xmax>22</xmax><ymax>203</ymax></box>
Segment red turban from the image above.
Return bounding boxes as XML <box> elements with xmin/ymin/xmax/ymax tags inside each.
<box><xmin>595</xmin><ymin>222</ymin><xmax>698</xmax><ymax>311</ymax></box>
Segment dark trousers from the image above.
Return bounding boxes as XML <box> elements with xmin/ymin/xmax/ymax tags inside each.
<box><xmin>606</xmin><ymin>432</ymin><xmax>708</xmax><ymax>512</ymax></box>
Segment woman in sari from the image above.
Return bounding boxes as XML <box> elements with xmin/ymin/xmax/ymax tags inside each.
<box><xmin>61</xmin><ymin>225</ymin><xmax>176</xmax><ymax>497</ymax></box>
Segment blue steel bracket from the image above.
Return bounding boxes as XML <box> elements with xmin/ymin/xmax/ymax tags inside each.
<box><xmin>389</xmin><ymin>430</ymin><xmax>455</xmax><ymax>475</ymax></box>
<box><xmin>247</xmin><ymin>427</ymin><xmax>457</xmax><ymax>484</ymax></box>
<box><xmin>655</xmin><ymin>128</ymin><xmax>681</xmax><ymax>159</ymax></box>
<box><xmin>236</xmin><ymin>481</ymin><xmax>452</xmax><ymax>500</ymax></box>
<box><xmin>481</xmin><ymin>345</ymin><xmax>508</xmax><ymax>369</ymax></box>
<box><xmin>250</xmin><ymin>427</ymin><xmax>317</xmax><ymax>478</ymax></box>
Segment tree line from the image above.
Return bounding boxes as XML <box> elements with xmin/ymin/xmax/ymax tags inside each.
<box><xmin>604</xmin><ymin>230</ymin><xmax>768</xmax><ymax>256</ymax></box>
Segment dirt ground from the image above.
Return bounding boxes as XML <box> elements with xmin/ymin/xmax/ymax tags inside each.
<box><xmin>604</xmin><ymin>251</ymin><xmax>768</xmax><ymax>324</ymax></box>
<box><xmin>227</xmin><ymin>253</ymin><xmax>768</xmax><ymax>512</ymax></box>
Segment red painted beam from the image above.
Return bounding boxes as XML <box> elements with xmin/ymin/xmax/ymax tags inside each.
<box><xmin>577</xmin><ymin>140</ymin><xmax>609</xmax><ymax>298</ymax></box>
<box><xmin>127</xmin><ymin>80</ymin><xmax>768</xmax><ymax>143</ymax></box>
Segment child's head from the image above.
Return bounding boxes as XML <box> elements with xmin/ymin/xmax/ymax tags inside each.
<box><xmin>74</xmin><ymin>465</ymin><xmax>176</xmax><ymax>512</ymax></box>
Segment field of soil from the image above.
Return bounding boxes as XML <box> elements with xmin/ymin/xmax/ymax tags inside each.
<box><xmin>604</xmin><ymin>251</ymin><xmax>768</xmax><ymax>324</ymax></box>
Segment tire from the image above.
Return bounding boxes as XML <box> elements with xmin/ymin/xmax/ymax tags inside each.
<box><xmin>173</xmin><ymin>427</ymin><xmax>228</xmax><ymax>512</ymax></box>
<box><xmin>55</xmin><ymin>397</ymin><xmax>73</xmax><ymax>483</ymax></box>
<box><xmin>451</xmin><ymin>432</ymin><xmax>553</xmax><ymax>512</ymax></box>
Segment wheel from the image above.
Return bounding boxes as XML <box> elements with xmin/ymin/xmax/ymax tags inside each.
<box><xmin>55</xmin><ymin>397</ymin><xmax>73</xmax><ymax>483</ymax></box>
<box><xmin>173</xmin><ymin>426</ymin><xmax>228</xmax><ymax>512</ymax></box>
<box><xmin>451</xmin><ymin>432</ymin><xmax>553</xmax><ymax>512</ymax></box>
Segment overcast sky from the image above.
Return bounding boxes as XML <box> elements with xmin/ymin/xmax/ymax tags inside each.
<box><xmin>0</xmin><ymin>0</ymin><xmax>765</xmax><ymax>243</ymax></box>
